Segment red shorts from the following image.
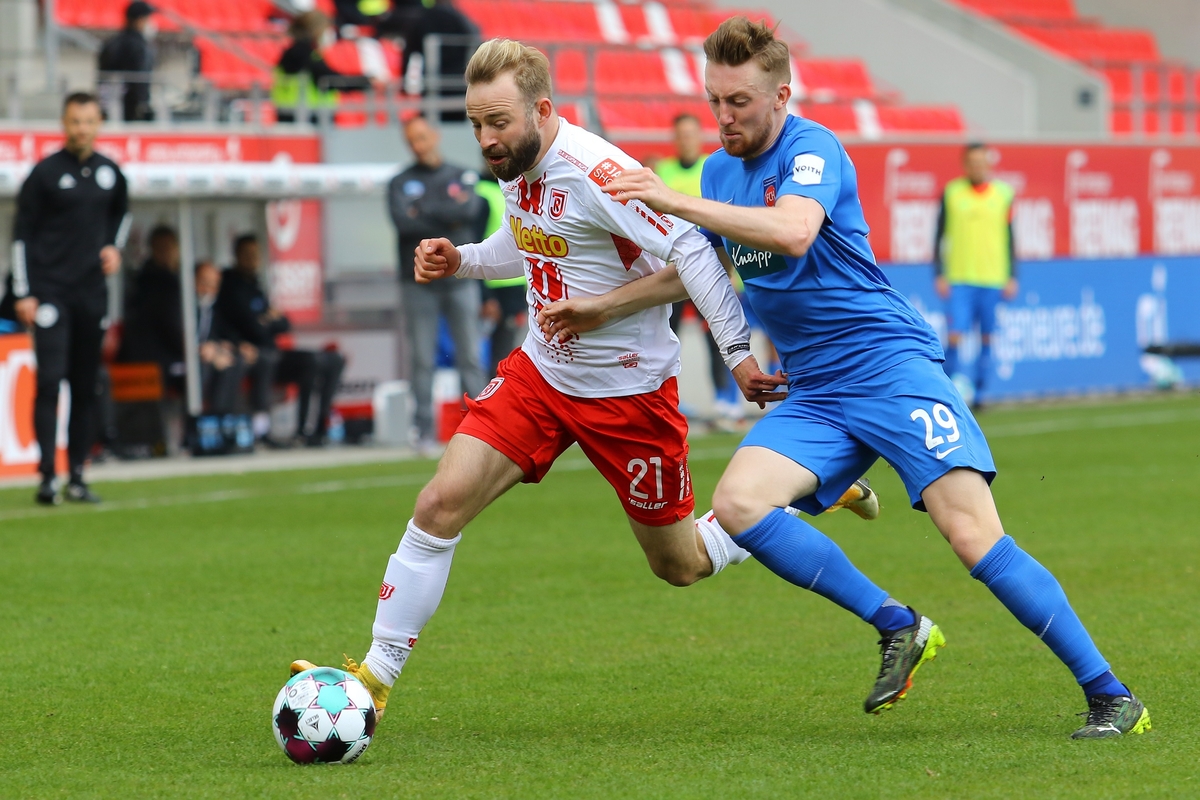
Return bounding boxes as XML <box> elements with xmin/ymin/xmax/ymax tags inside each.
<box><xmin>458</xmin><ymin>348</ymin><xmax>694</xmax><ymax>526</ymax></box>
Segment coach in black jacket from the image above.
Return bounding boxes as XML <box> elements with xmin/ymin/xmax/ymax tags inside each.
<box><xmin>7</xmin><ymin>92</ymin><xmax>129</xmax><ymax>504</ymax></box>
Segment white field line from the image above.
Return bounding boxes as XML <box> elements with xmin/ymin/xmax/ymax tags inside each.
<box><xmin>0</xmin><ymin>448</ymin><xmax>736</xmax><ymax>524</ymax></box>
<box><xmin>0</xmin><ymin>406</ymin><xmax>1194</xmax><ymax>524</ymax></box>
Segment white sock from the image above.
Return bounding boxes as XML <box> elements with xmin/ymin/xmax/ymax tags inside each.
<box><xmin>696</xmin><ymin>510</ymin><xmax>752</xmax><ymax>576</ymax></box>
<box><xmin>364</xmin><ymin>520</ymin><xmax>461</xmax><ymax>686</ymax></box>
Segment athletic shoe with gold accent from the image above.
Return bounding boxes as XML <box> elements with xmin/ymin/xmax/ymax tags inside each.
<box><xmin>825</xmin><ymin>478</ymin><xmax>880</xmax><ymax>520</ymax></box>
<box><xmin>1071</xmin><ymin>693</ymin><xmax>1151</xmax><ymax>739</ymax></box>
<box><xmin>291</xmin><ymin>656</ymin><xmax>390</xmax><ymax>720</ymax></box>
<box><xmin>864</xmin><ymin>610</ymin><xmax>945</xmax><ymax>714</ymax></box>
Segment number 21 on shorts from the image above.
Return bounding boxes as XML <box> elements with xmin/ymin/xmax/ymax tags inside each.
<box><xmin>910</xmin><ymin>403</ymin><xmax>962</xmax><ymax>459</ymax></box>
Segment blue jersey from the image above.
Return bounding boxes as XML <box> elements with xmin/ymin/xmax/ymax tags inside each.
<box><xmin>700</xmin><ymin>115</ymin><xmax>942</xmax><ymax>391</ymax></box>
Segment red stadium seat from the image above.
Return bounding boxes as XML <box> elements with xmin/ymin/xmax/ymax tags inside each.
<box><xmin>795</xmin><ymin>60</ymin><xmax>875</xmax><ymax>102</ymax></box>
<box><xmin>876</xmin><ymin>104</ymin><xmax>966</xmax><ymax>133</ymax></box>
<box><xmin>552</xmin><ymin>49</ymin><xmax>590</xmax><ymax>97</ymax></box>
<box><xmin>797</xmin><ymin>104</ymin><xmax>861</xmax><ymax>135</ymax></box>
<box><xmin>455</xmin><ymin>1</ymin><xmax>604</xmax><ymax>43</ymax></box>
<box><xmin>595</xmin><ymin>98</ymin><xmax>716</xmax><ymax>131</ymax></box>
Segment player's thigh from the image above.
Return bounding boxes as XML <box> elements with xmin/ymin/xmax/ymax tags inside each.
<box><xmin>413</xmin><ymin>432</ymin><xmax>527</xmax><ymax>537</ymax></box>
<box><xmin>977</xmin><ymin>287</ymin><xmax>1003</xmax><ymax>338</ymax></box>
<box><xmin>626</xmin><ymin>513</ymin><xmax>707</xmax><ymax>586</ymax></box>
<box><xmin>946</xmin><ymin>285</ymin><xmax>972</xmax><ymax>337</ymax></box>
<box><xmin>571</xmin><ymin>378</ymin><xmax>695</xmax><ymax>528</ymax></box>
<box><xmin>31</xmin><ymin>303</ymin><xmax>70</xmax><ymax>387</ymax></box>
<box><xmin>920</xmin><ymin>467</ymin><xmax>1005</xmax><ymax>568</ymax></box>
<box><xmin>717</xmin><ymin>401</ymin><xmax>873</xmax><ymax>530</ymax></box>
<box><xmin>842</xmin><ymin>358</ymin><xmax>996</xmax><ymax>512</ymax></box>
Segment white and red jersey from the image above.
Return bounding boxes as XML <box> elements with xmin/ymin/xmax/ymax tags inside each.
<box><xmin>458</xmin><ymin>120</ymin><xmax>693</xmax><ymax>398</ymax></box>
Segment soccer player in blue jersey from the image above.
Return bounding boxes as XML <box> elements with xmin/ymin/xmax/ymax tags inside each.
<box><xmin>537</xmin><ymin>17</ymin><xmax>1148</xmax><ymax>739</ymax></box>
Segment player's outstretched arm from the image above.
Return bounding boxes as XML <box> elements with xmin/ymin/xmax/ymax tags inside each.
<box><xmin>537</xmin><ymin>265</ymin><xmax>688</xmax><ymax>341</ymax></box>
<box><xmin>603</xmin><ymin>169</ymin><xmax>824</xmax><ymax>258</ymax></box>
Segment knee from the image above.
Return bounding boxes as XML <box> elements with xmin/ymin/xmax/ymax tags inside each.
<box><xmin>645</xmin><ymin>555</ymin><xmax>704</xmax><ymax>587</ymax></box>
<box><xmin>711</xmin><ymin>483</ymin><xmax>767</xmax><ymax>537</ymax></box>
<box><xmin>412</xmin><ymin>480</ymin><xmax>466</xmax><ymax>536</ymax></box>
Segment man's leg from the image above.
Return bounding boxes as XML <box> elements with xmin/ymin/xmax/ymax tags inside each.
<box><xmin>31</xmin><ymin>304</ymin><xmax>70</xmax><ymax>490</ymax></box>
<box><xmin>275</xmin><ymin>350</ymin><xmax>318</xmax><ymax>438</ymax></box>
<box><xmin>974</xmin><ymin>287</ymin><xmax>1002</xmax><ymax>401</ymax></box>
<box><xmin>247</xmin><ymin>348</ymin><xmax>281</xmax><ymax>439</ymax></box>
<box><xmin>355</xmin><ymin>434</ymin><xmax>526</xmax><ymax>708</ymax></box>
<box><xmin>64</xmin><ymin>305</ymin><xmax>105</xmax><ymax>485</ymax></box>
<box><xmin>922</xmin><ymin>469</ymin><xmax>1148</xmax><ymax>737</ymax></box>
<box><xmin>402</xmin><ymin>282</ymin><xmax>439</xmax><ymax>443</ymax></box>
<box><xmin>714</xmin><ymin>443</ymin><xmax>944</xmax><ymax>713</ymax></box>
<box><xmin>311</xmin><ymin>350</ymin><xmax>346</xmax><ymax>438</ymax></box>
<box><xmin>442</xmin><ymin>279</ymin><xmax>487</xmax><ymax>401</ymax></box>
<box><xmin>943</xmin><ymin>284</ymin><xmax>964</xmax><ymax>379</ymax></box>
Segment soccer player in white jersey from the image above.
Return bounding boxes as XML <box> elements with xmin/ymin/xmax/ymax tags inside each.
<box><xmin>293</xmin><ymin>38</ymin><xmax>870</xmax><ymax>718</ymax></box>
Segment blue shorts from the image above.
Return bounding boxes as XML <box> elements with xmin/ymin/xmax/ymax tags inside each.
<box><xmin>739</xmin><ymin>357</ymin><xmax>996</xmax><ymax>514</ymax></box>
<box><xmin>946</xmin><ymin>285</ymin><xmax>1003</xmax><ymax>337</ymax></box>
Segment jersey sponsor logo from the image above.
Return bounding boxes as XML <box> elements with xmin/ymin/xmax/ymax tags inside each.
<box><xmin>588</xmin><ymin>157</ymin><xmax>673</xmax><ymax>236</ymax></box>
<box><xmin>557</xmin><ymin>148</ymin><xmax>588</xmax><ymax>172</ymax></box>
<box><xmin>379</xmin><ymin>582</ymin><xmax>395</xmax><ymax>600</ymax></box>
<box><xmin>95</xmin><ymin>164</ymin><xmax>116</xmax><ymax>190</ymax></box>
<box><xmin>618</xmin><ymin>352</ymin><xmax>640</xmax><ymax>369</ymax></box>
<box><xmin>510</xmin><ymin>214</ymin><xmax>570</xmax><ymax>258</ymax></box>
<box><xmin>34</xmin><ymin>303</ymin><xmax>58</xmax><ymax>328</ymax></box>
<box><xmin>549</xmin><ymin>188</ymin><xmax>568</xmax><ymax>220</ymax></box>
<box><xmin>58</xmin><ymin>173</ymin><xmax>76</xmax><ymax>189</ymax></box>
<box><xmin>517</xmin><ymin>176</ymin><xmax>545</xmax><ymax>215</ymax></box>
<box><xmin>792</xmin><ymin>154</ymin><xmax>826</xmax><ymax>186</ymax></box>
<box><xmin>764</xmin><ymin>177</ymin><xmax>777</xmax><ymax>208</ymax></box>
<box><xmin>727</xmin><ymin>242</ymin><xmax>789</xmax><ymax>281</ymax></box>
<box><xmin>475</xmin><ymin>377</ymin><xmax>504</xmax><ymax>401</ymax></box>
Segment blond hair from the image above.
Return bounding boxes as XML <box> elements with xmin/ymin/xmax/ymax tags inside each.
<box><xmin>703</xmin><ymin>17</ymin><xmax>791</xmax><ymax>85</ymax></box>
<box><xmin>465</xmin><ymin>39</ymin><xmax>553</xmax><ymax>110</ymax></box>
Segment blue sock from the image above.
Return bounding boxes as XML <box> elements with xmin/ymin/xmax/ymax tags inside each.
<box><xmin>869</xmin><ymin>598</ymin><xmax>916</xmax><ymax>634</ymax></box>
<box><xmin>1081</xmin><ymin>671</ymin><xmax>1127</xmax><ymax>698</ymax></box>
<box><xmin>971</xmin><ymin>536</ymin><xmax>1112</xmax><ymax>694</ymax></box>
<box><xmin>975</xmin><ymin>341</ymin><xmax>991</xmax><ymax>393</ymax></box>
<box><xmin>943</xmin><ymin>343</ymin><xmax>959</xmax><ymax>377</ymax></box>
<box><xmin>733</xmin><ymin>508</ymin><xmax>888</xmax><ymax>621</ymax></box>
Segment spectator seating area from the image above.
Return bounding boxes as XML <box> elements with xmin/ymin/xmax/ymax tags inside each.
<box><xmin>953</xmin><ymin>0</ymin><xmax>1198</xmax><ymax>136</ymax></box>
<box><xmin>56</xmin><ymin>0</ymin><xmax>964</xmax><ymax>147</ymax></box>
<box><xmin>455</xmin><ymin>0</ymin><xmax>963</xmax><ymax>157</ymax></box>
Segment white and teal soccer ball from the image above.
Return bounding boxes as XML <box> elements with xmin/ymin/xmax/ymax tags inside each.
<box><xmin>272</xmin><ymin>667</ymin><xmax>376</xmax><ymax>764</ymax></box>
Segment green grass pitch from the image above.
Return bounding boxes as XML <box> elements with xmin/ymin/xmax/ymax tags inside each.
<box><xmin>1</xmin><ymin>394</ymin><xmax>1197</xmax><ymax>799</ymax></box>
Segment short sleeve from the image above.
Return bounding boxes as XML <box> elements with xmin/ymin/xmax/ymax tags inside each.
<box><xmin>582</xmin><ymin>155</ymin><xmax>692</xmax><ymax>262</ymax></box>
<box><xmin>697</xmin><ymin>158</ymin><xmax>723</xmax><ymax>249</ymax></box>
<box><xmin>777</xmin><ymin>129</ymin><xmax>843</xmax><ymax>218</ymax></box>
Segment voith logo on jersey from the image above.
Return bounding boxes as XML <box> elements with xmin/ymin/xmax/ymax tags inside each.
<box><xmin>792</xmin><ymin>154</ymin><xmax>825</xmax><ymax>186</ymax></box>
<box><xmin>510</xmin><ymin>214</ymin><xmax>570</xmax><ymax>258</ymax></box>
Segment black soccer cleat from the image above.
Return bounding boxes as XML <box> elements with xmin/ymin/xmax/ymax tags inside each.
<box><xmin>1071</xmin><ymin>693</ymin><xmax>1151</xmax><ymax>739</ymax></box>
<box><xmin>864</xmin><ymin>610</ymin><xmax>946</xmax><ymax>714</ymax></box>
<box><xmin>35</xmin><ymin>477</ymin><xmax>60</xmax><ymax>506</ymax></box>
<box><xmin>64</xmin><ymin>480</ymin><xmax>102</xmax><ymax>504</ymax></box>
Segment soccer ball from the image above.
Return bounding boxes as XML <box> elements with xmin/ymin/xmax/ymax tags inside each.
<box><xmin>272</xmin><ymin>667</ymin><xmax>377</xmax><ymax>764</ymax></box>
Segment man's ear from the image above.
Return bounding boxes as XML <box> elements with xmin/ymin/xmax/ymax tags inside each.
<box><xmin>776</xmin><ymin>82</ymin><xmax>792</xmax><ymax>110</ymax></box>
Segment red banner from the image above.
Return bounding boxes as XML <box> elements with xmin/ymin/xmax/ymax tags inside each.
<box><xmin>266</xmin><ymin>200</ymin><xmax>324</xmax><ymax>325</ymax></box>
<box><xmin>846</xmin><ymin>142</ymin><xmax>1200</xmax><ymax>263</ymax></box>
<box><xmin>0</xmin><ymin>132</ymin><xmax>320</xmax><ymax>164</ymax></box>
<box><xmin>0</xmin><ymin>333</ymin><xmax>65</xmax><ymax>478</ymax></box>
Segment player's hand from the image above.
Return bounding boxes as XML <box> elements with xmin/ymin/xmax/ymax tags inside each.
<box><xmin>100</xmin><ymin>245</ymin><xmax>122</xmax><ymax>276</ymax></box>
<box><xmin>602</xmin><ymin>168</ymin><xmax>679</xmax><ymax>214</ymax></box>
<box><xmin>1002</xmin><ymin>277</ymin><xmax>1019</xmax><ymax>300</ymax></box>
<box><xmin>414</xmin><ymin>238</ymin><xmax>461</xmax><ymax>283</ymax></box>
<box><xmin>14</xmin><ymin>297</ymin><xmax>38</xmax><ymax>328</ymax></box>
<box><xmin>536</xmin><ymin>297</ymin><xmax>608</xmax><ymax>342</ymax></box>
<box><xmin>934</xmin><ymin>276</ymin><xmax>950</xmax><ymax>300</ymax></box>
<box><xmin>731</xmin><ymin>356</ymin><xmax>788</xmax><ymax>408</ymax></box>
